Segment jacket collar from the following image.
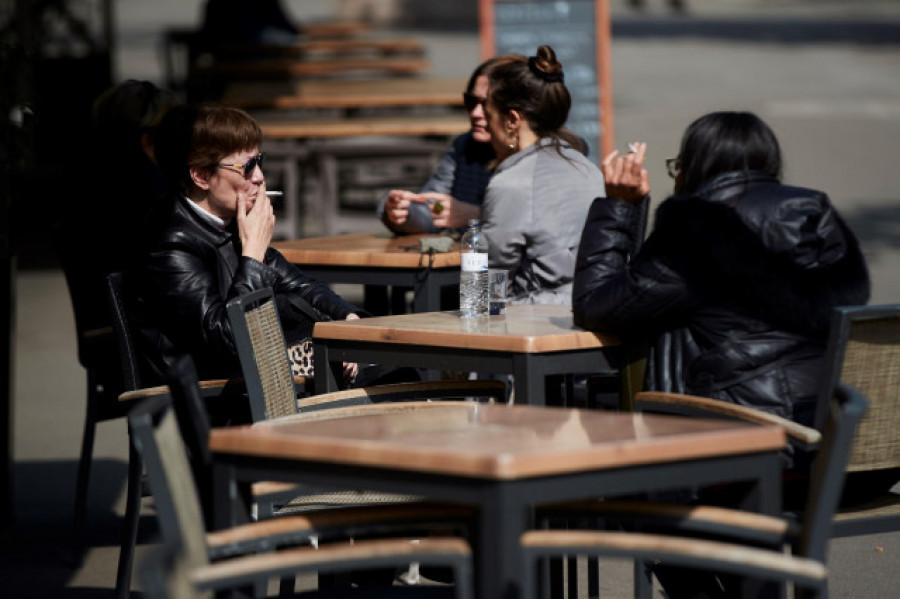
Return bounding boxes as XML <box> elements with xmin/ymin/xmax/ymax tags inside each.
<box><xmin>174</xmin><ymin>196</ymin><xmax>235</xmax><ymax>247</ymax></box>
<box><xmin>693</xmin><ymin>170</ymin><xmax>778</xmax><ymax>201</ymax></box>
<box><xmin>494</xmin><ymin>137</ymin><xmax>571</xmax><ymax>174</ymax></box>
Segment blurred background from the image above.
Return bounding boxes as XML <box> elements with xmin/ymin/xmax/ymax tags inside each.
<box><xmin>2</xmin><ymin>0</ymin><xmax>900</xmax><ymax>597</ymax></box>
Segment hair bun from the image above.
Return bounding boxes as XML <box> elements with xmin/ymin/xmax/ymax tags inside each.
<box><xmin>528</xmin><ymin>45</ymin><xmax>564</xmax><ymax>83</ymax></box>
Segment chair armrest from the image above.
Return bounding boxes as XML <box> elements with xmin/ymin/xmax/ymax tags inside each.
<box><xmin>521</xmin><ymin>530</ymin><xmax>826</xmax><ymax>586</ymax></box>
<box><xmin>118</xmin><ymin>378</ymin><xmax>242</xmax><ymax>403</ymax></box>
<box><xmin>205</xmin><ymin>501</ymin><xmax>474</xmax><ymax>559</ymax></box>
<box><xmin>297</xmin><ymin>379</ymin><xmax>507</xmax><ymax>412</ymax></box>
<box><xmin>537</xmin><ymin>498</ymin><xmax>798</xmax><ymax>549</ymax></box>
<box><xmin>635</xmin><ymin>391</ymin><xmax>821</xmax><ymax>448</ymax></box>
<box><xmin>196</xmin><ymin>537</ymin><xmax>471</xmax><ymax>592</ymax></box>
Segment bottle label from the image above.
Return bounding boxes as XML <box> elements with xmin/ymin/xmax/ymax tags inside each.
<box><xmin>460</xmin><ymin>252</ymin><xmax>488</xmax><ymax>272</ymax></box>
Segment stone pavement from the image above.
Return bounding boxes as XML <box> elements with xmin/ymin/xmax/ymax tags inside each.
<box><xmin>4</xmin><ymin>1</ymin><xmax>900</xmax><ymax>597</ymax></box>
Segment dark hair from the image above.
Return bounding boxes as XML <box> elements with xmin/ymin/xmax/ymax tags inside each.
<box><xmin>465</xmin><ymin>55</ymin><xmax>518</xmax><ymax>94</ymax></box>
<box><xmin>676</xmin><ymin>111</ymin><xmax>782</xmax><ymax>195</ymax></box>
<box><xmin>486</xmin><ymin>45</ymin><xmax>584</xmax><ymax>152</ymax></box>
<box><xmin>92</xmin><ymin>80</ymin><xmax>179</xmax><ymax>155</ymax></box>
<box><xmin>154</xmin><ymin>103</ymin><xmax>262</xmax><ymax>195</ymax></box>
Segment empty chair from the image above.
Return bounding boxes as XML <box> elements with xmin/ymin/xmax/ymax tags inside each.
<box><xmin>129</xmin><ymin>382</ymin><xmax>474</xmax><ymax>599</ymax></box>
<box><xmin>105</xmin><ymin>272</ymin><xmax>237</xmax><ymax>599</ymax></box>
<box><xmin>523</xmin><ymin>384</ymin><xmax>867</xmax><ymax>599</ymax></box>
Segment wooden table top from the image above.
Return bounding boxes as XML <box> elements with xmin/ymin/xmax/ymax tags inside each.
<box><xmin>217</xmin><ymin>37</ymin><xmax>425</xmax><ymax>58</ymax></box>
<box><xmin>198</xmin><ymin>56</ymin><xmax>432</xmax><ymax>78</ymax></box>
<box><xmin>208</xmin><ymin>402</ymin><xmax>786</xmax><ymax>480</ymax></box>
<box><xmin>222</xmin><ymin>78</ymin><xmax>466</xmax><ymax>110</ymax></box>
<box><xmin>259</xmin><ymin>114</ymin><xmax>468</xmax><ymax>139</ymax></box>
<box><xmin>312</xmin><ymin>304</ymin><xmax>619</xmax><ymax>353</ymax></box>
<box><xmin>272</xmin><ymin>232</ymin><xmax>460</xmax><ymax>268</ymax></box>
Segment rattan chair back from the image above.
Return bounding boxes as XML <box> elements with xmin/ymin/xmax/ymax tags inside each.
<box><xmin>130</xmin><ymin>395</ymin><xmax>211</xmax><ymax>575</ymax></box>
<box><xmin>226</xmin><ymin>287</ymin><xmax>297</xmax><ymax>421</ymax></box>
<box><xmin>818</xmin><ymin>305</ymin><xmax>900</xmax><ymax>473</ymax></box>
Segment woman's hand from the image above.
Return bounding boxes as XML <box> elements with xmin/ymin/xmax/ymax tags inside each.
<box><xmin>601</xmin><ymin>142</ymin><xmax>651</xmax><ymax>204</ymax></box>
<box><xmin>415</xmin><ymin>192</ymin><xmax>480</xmax><ymax>230</ymax></box>
<box><xmin>237</xmin><ymin>189</ymin><xmax>274</xmax><ymax>262</ymax></box>
<box><xmin>383</xmin><ymin>189</ymin><xmax>418</xmax><ymax>226</ymax></box>
<box><xmin>342</xmin><ymin>313</ymin><xmax>361</xmax><ymax>384</ymax></box>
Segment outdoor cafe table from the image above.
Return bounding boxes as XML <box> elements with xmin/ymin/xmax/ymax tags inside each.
<box><xmin>311</xmin><ymin>304</ymin><xmax>621</xmax><ymax>404</ymax></box>
<box><xmin>272</xmin><ymin>232</ymin><xmax>461</xmax><ymax>313</ymax></box>
<box><xmin>222</xmin><ymin>77</ymin><xmax>466</xmax><ymax>111</ymax></box>
<box><xmin>208</xmin><ymin>401</ymin><xmax>786</xmax><ymax>599</ymax></box>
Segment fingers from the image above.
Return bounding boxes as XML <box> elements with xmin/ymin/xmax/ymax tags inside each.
<box><xmin>603</xmin><ymin>142</ymin><xmax>651</xmax><ymax>202</ymax></box>
<box><xmin>342</xmin><ymin>362</ymin><xmax>359</xmax><ymax>384</ymax></box>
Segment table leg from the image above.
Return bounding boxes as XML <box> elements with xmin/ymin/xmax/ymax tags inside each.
<box><xmin>412</xmin><ymin>275</ymin><xmax>441</xmax><ymax>313</ymax></box>
<box><xmin>733</xmin><ymin>452</ymin><xmax>785</xmax><ymax>598</ymax></box>
<box><xmin>480</xmin><ymin>484</ymin><xmax>530</xmax><ymax>599</ymax></box>
<box><xmin>312</xmin><ymin>340</ymin><xmax>341</xmax><ymax>393</ymax></box>
<box><xmin>512</xmin><ymin>355</ymin><xmax>546</xmax><ymax>406</ymax></box>
<box><xmin>210</xmin><ymin>461</ymin><xmax>255</xmax><ymax>599</ymax></box>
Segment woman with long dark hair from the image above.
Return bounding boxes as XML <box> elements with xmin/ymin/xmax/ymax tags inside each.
<box><xmin>574</xmin><ymin>111</ymin><xmax>869</xmax><ymax>430</ymax></box>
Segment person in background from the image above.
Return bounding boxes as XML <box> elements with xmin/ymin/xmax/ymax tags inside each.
<box><xmin>573</xmin><ymin>109</ymin><xmax>870</xmax><ymax>598</ymax></box>
<box><xmin>378</xmin><ymin>56</ymin><xmax>513</xmax><ymax>234</ymax></box>
<box><xmin>479</xmin><ymin>44</ymin><xmax>604</xmax><ymax>305</ymax></box>
<box><xmin>54</xmin><ymin>80</ymin><xmax>179</xmax><ymax>373</ymax></box>
<box><xmin>202</xmin><ymin>0</ymin><xmax>299</xmax><ymax>45</ymax></box>
<box><xmin>127</xmin><ymin>104</ymin><xmax>362</xmax><ymax>395</ymax></box>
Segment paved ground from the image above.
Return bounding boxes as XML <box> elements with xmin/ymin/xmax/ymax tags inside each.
<box><xmin>3</xmin><ymin>1</ymin><xmax>900</xmax><ymax>597</ymax></box>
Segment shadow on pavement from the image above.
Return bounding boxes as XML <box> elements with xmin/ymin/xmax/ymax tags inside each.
<box><xmin>1</xmin><ymin>459</ymin><xmax>158</xmax><ymax>599</ymax></box>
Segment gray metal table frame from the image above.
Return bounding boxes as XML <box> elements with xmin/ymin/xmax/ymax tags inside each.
<box><xmin>211</xmin><ymin>445</ymin><xmax>782</xmax><ymax>599</ymax></box>
<box><xmin>299</xmin><ymin>263</ymin><xmax>459</xmax><ymax>314</ymax></box>
<box><xmin>312</xmin><ymin>337</ymin><xmax>619</xmax><ymax>404</ymax></box>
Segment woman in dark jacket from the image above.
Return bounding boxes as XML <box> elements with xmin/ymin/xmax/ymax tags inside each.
<box><xmin>377</xmin><ymin>56</ymin><xmax>511</xmax><ymax>234</ymax></box>
<box><xmin>573</xmin><ymin>111</ymin><xmax>870</xmax><ymax>428</ymax></box>
<box><xmin>128</xmin><ymin>104</ymin><xmax>361</xmax><ymax>385</ymax></box>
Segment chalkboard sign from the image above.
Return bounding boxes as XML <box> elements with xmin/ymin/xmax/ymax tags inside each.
<box><xmin>479</xmin><ymin>0</ymin><xmax>614</xmax><ymax>161</ymax></box>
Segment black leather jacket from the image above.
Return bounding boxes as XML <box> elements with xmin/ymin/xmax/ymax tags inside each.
<box><xmin>127</xmin><ymin>195</ymin><xmax>360</xmax><ymax>384</ymax></box>
<box><xmin>573</xmin><ymin>171</ymin><xmax>870</xmax><ymax>425</ymax></box>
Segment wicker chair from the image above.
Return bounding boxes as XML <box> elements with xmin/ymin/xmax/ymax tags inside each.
<box><xmin>130</xmin><ymin>390</ymin><xmax>474</xmax><ymax>599</ymax></box>
<box><xmin>817</xmin><ymin>304</ymin><xmax>900</xmax><ymax>536</ymax></box>
<box><xmin>632</xmin><ymin>304</ymin><xmax>900</xmax><ymax>537</ymax></box>
<box><xmin>225</xmin><ymin>286</ymin><xmax>507</xmax><ymax>518</ymax></box>
<box><xmin>550</xmin><ymin>304</ymin><xmax>900</xmax><ymax>597</ymax></box>
<box><xmin>225</xmin><ymin>287</ymin><xmax>507</xmax><ymax>420</ymax></box>
<box><xmin>524</xmin><ymin>384</ymin><xmax>867</xmax><ymax>599</ymax></box>
<box><xmin>105</xmin><ymin>272</ymin><xmax>237</xmax><ymax>599</ymax></box>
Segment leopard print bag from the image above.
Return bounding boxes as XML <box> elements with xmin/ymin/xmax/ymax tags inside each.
<box><xmin>287</xmin><ymin>338</ymin><xmax>315</xmax><ymax>378</ymax></box>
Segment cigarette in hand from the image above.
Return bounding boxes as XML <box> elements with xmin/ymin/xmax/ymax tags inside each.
<box><xmin>627</xmin><ymin>143</ymin><xmax>638</xmax><ymax>154</ymax></box>
<box><xmin>266</xmin><ymin>191</ymin><xmax>284</xmax><ymax>197</ymax></box>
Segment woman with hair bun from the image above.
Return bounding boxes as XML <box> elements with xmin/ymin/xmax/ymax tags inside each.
<box><xmin>479</xmin><ymin>44</ymin><xmax>605</xmax><ymax>305</ymax></box>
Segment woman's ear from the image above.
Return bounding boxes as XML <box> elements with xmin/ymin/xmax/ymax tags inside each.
<box><xmin>189</xmin><ymin>165</ymin><xmax>212</xmax><ymax>191</ymax></box>
<box><xmin>506</xmin><ymin>109</ymin><xmax>523</xmax><ymax>132</ymax></box>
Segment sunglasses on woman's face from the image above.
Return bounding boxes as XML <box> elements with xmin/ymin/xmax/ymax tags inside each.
<box><xmin>218</xmin><ymin>152</ymin><xmax>266</xmax><ymax>178</ymax></box>
<box><xmin>462</xmin><ymin>92</ymin><xmax>486</xmax><ymax>112</ymax></box>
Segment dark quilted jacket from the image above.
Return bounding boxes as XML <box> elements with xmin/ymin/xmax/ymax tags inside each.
<box><xmin>573</xmin><ymin>171</ymin><xmax>870</xmax><ymax>426</ymax></box>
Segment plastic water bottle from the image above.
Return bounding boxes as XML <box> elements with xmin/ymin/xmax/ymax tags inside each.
<box><xmin>459</xmin><ymin>219</ymin><xmax>489</xmax><ymax>318</ymax></box>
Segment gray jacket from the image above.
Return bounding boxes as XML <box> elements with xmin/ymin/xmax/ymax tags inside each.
<box><xmin>482</xmin><ymin>138</ymin><xmax>604</xmax><ymax>304</ymax></box>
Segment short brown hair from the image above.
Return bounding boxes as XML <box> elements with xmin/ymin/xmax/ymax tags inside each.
<box><xmin>155</xmin><ymin>103</ymin><xmax>262</xmax><ymax>194</ymax></box>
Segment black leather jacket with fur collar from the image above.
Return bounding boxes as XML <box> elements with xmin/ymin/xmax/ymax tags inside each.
<box><xmin>573</xmin><ymin>171</ymin><xmax>870</xmax><ymax>425</ymax></box>
<box><xmin>127</xmin><ymin>195</ymin><xmax>360</xmax><ymax>384</ymax></box>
